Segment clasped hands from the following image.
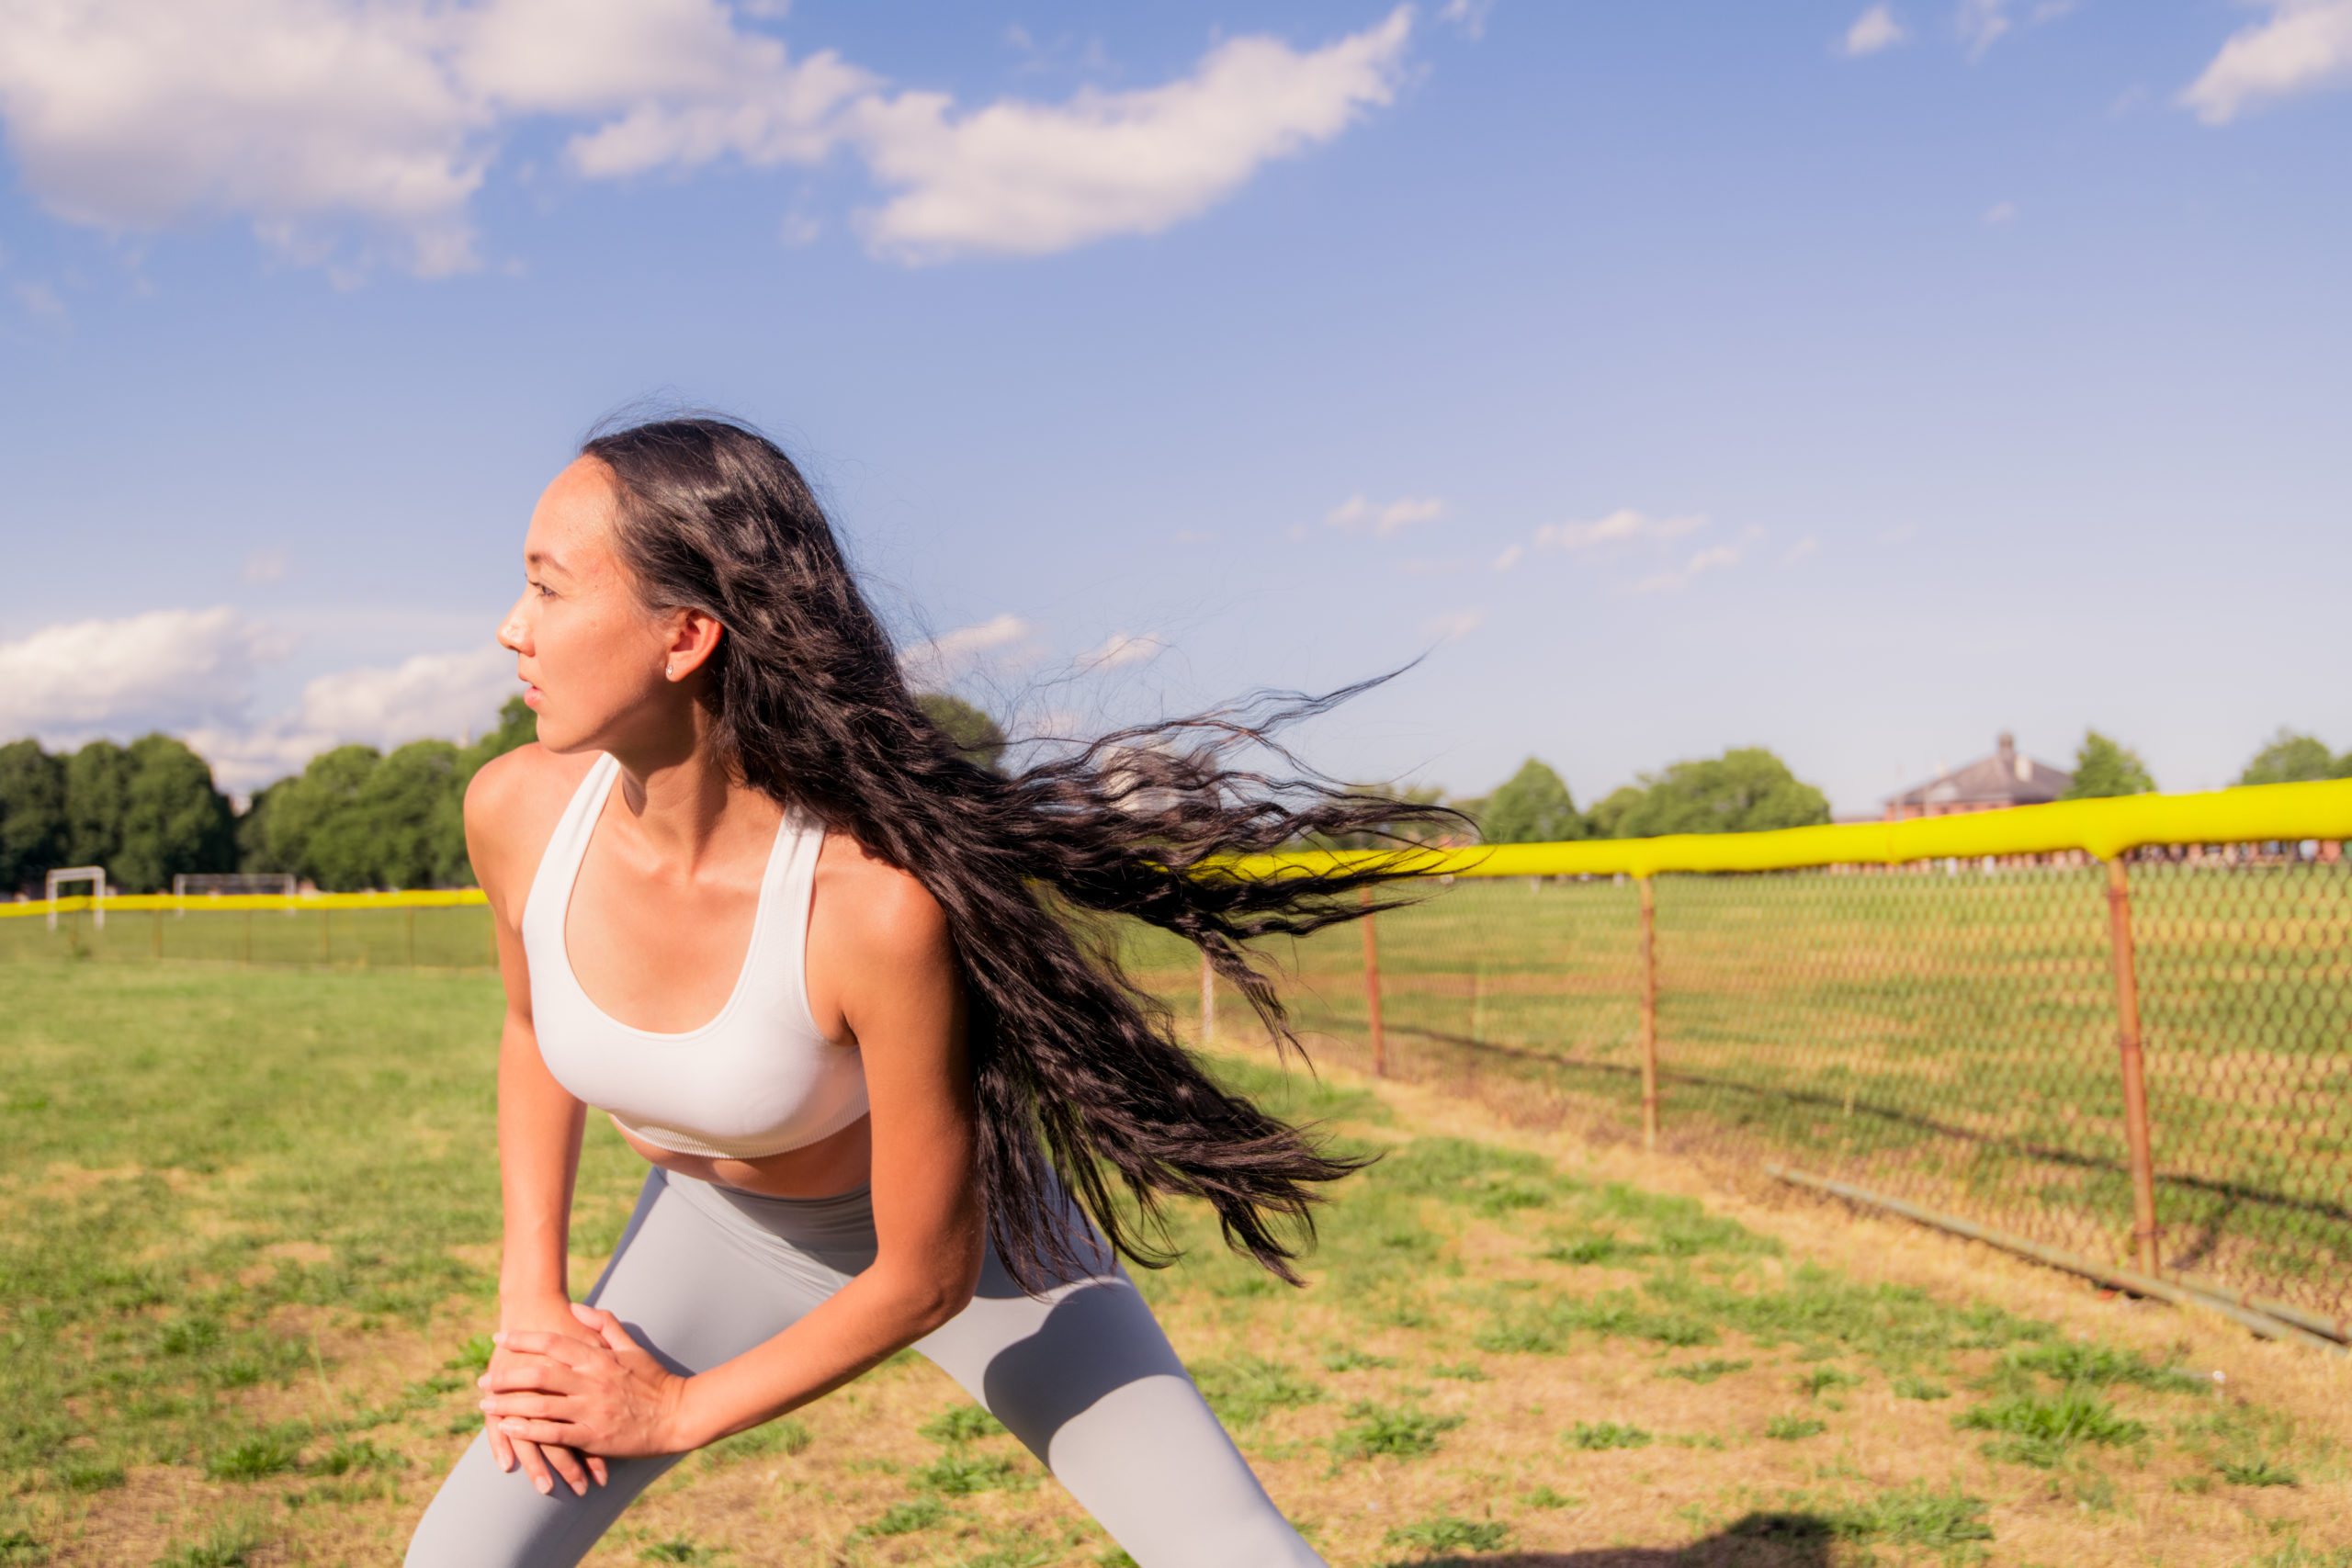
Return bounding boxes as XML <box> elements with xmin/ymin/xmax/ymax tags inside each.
<box><xmin>479</xmin><ymin>1302</ymin><xmax>694</xmax><ymax>1496</ymax></box>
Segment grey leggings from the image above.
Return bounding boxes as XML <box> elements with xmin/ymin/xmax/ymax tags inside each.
<box><xmin>405</xmin><ymin>1168</ymin><xmax>1324</xmax><ymax>1567</ymax></box>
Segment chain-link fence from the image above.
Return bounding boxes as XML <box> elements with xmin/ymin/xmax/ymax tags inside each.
<box><xmin>1152</xmin><ymin>784</ymin><xmax>2352</xmax><ymax>1342</ymax></box>
<box><xmin>0</xmin><ymin>894</ymin><xmax>497</xmax><ymax>971</ymax></box>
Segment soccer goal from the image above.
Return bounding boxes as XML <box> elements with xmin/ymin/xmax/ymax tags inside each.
<box><xmin>174</xmin><ymin>873</ymin><xmax>300</xmax><ymax>915</ymax></box>
<box><xmin>45</xmin><ymin>866</ymin><xmax>106</xmax><ymax>931</ymax></box>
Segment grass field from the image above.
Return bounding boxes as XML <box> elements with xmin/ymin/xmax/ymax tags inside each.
<box><xmin>9</xmin><ymin>858</ymin><xmax>2352</xmax><ymax>1319</ymax></box>
<box><xmin>4</xmin><ymin>961</ymin><xmax>2351</xmax><ymax>1566</ymax></box>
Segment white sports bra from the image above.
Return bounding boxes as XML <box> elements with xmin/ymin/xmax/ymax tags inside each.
<box><xmin>520</xmin><ymin>753</ymin><xmax>870</xmax><ymax>1160</ymax></box>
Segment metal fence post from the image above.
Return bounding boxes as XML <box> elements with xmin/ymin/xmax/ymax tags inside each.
<box><xmin>2105</xmin><ymin>857</ymin><xmax>2163</xmax><ymax>1276</ymax></box>
<box><xmin>1639</xmin><ymin>874</ymin><xmax>1659</xmax><ymax>1152</ymax></box>
<box><xmin>1362</xmin><ymin>886</ymin><xmax>1386</xmax><ymax>1078</ymax></box>
<box><xmin>1199</xmin><ymin>950</ymin><xmax>1216</xmax><ymax>1048</ymax></box>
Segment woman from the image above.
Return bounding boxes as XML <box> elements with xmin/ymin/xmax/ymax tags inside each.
<box><xmin>406</xmin><ymin>417</ymin><xmax>1444</xmax><ymax>1567</ymax></box>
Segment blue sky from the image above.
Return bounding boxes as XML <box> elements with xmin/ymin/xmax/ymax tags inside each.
<box><xmin>0</xmin><ymin>0</ymin><xmax>2346</xmax><ymax>813</ymax></box>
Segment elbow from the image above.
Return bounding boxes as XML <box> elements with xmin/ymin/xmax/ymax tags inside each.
<box><xmin>898</xmin><ymin>1248</ymin><xmax>983</xmax><ymax>1338</ymax></box>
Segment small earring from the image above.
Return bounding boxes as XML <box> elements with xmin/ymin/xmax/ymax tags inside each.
<box><xmin>665</xmin><ymin>663</ymin><xmax>676</xmax><ymax>679</ymax></box>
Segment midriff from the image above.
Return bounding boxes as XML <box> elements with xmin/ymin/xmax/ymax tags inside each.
<box><xmin>612</xmin><ymin>1109</ymin><xmax>875</xmax><ymax>1198</ymax></box>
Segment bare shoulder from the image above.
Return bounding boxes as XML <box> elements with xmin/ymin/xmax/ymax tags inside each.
<box><xmin>465</xmin><ymin>745</ymin><xmax>600</xmax><ymax>903</ymax></box>
<box><xmin>810</xmin><ymin>832</ymin><xmax>951</xmax><ymax>966</ymax></box>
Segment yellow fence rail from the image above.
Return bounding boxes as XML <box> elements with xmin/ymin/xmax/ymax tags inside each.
<box><xmin>0</xmin><ymin>888</ymin><xmax>489</xmax><ymax>919</ymax></box>
<box><xmin>1230</xmin><ymin>778</ymin><xmax>2352</xmax><ymax>880</ymax></box>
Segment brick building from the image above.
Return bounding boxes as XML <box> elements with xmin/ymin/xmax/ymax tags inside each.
<box><xmin>1883</xmin><ymin>733</ymin><xmax>2071</xmax><ymax>822</ymax></box>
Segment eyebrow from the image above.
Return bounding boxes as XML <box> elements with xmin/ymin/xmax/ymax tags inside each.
<box><xmin>525</xmin><ymin>548</ymin><xmax>573</xmax><ymax>577</ymax></box>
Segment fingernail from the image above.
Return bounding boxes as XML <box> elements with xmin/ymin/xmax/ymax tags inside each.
<box><xmin>536</xmin><ymin>1478</ymin><xmax>551</xmax><ymax>1495</ymax></box>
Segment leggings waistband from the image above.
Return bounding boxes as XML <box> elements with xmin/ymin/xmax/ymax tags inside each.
<box><xmin>659</xmin><ymin>1169</ymin><xmax>882</xmax><ymax>1260</ymax></box>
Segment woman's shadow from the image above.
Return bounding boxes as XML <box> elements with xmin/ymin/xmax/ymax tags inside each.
<box><xmin>1396</xmin><ymin>1509</ymin><xmax>1839</xmax><ymax>1566</ymax></box>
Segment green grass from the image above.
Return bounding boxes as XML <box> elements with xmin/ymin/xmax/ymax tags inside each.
<box><xmin>1193</xmin><ymin>1354</ymin><xmax>1322</xmax><ymax>1427</ymax></box>
<box><xmin>1765</xmin><ymin>1416</ymin><xmax>1828</xmax><ymax>1441</ymax></box>
<box><xmin>1331</xmin><ymin>1403</ymin><xmax>1464</xmax><ymax>1461</ymax></box>
<box><xmin>1955</xmin><ymin>1391</ymin><xmax>2147</xmax><ymax>1467</ymax></box>
<box><xmin>1</xmin><ymin>961</ymin><xmax>2338</xmax><ymax>1566</ymax></box>
<box><xmin>864</xmin><ymin>1497</ymin><xmax>946</xmax><ymax>1536</ymax></box>
<box><xmin>1381</xmin><ymin>1514</ymin><xmax>1510</xmax><ymax>1555</ymax></box>
<box><xmin>1565</xmin><ymin>1421</ymin><xmax>1652</xmax><ymax>1451</ymax></box>
<box><xmin>1657</xmin><ymin>1357</ymin><xmax>1751</xmax><ymax>1384</ymax></box>
<box><xmin>0</xmin><ymin>964</ymin><xmax>647</xmax><ymax>1529</ymax></box>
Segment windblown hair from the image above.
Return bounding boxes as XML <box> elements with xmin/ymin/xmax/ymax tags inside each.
<box><xmin>583</xmin><ymin>415</ymin><xmax>1459</xmax><ymax>1290</ymax></box>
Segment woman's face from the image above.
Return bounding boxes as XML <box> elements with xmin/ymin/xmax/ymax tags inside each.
<box><xmin>497</xmin><ymin>457</ymin><xmax>677</xmax><ymax>755</ymax></box>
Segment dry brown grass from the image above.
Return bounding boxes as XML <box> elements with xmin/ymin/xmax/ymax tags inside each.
<box><xmin>19</xmin><ymin>1042</ymin><xmax>2346</xmax><ymax>1568</ymax></box>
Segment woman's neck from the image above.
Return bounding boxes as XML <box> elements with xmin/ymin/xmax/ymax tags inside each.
<box><xmin>605</xmin><ymin>713</ymin><xmax>777</xmax><ymax>873</ymax></box>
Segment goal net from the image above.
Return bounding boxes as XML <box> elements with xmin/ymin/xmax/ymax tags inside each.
<box><xmin>174</xmin><ymin>873</ymin><xmax>299</xmax><ymax>899</ymax></box>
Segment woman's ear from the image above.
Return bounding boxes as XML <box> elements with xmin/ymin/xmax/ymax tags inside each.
<box><xmin>663</xmin><ymin>609</ymin><xmax>725</xmax><ymax>682</ymax></box>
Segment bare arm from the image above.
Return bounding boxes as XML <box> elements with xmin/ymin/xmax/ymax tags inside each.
<box><xmin>468</xmin><ymin>750</ymin><xmax>609</xmax><ymax>1495</ymax></box>
<box><xmin>484</xmin><ymin>842</ymin><xmax>986</xmax><ymax>1455</ymax></box>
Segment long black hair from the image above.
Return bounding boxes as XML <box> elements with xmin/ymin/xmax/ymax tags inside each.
<box><xmin>583</xmin><ymin>415</ymin><xmax>1457</xmax><ymax>1290</ymax></box>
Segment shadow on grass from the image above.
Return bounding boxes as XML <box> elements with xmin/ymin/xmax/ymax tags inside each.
<box><xmin>1395</xmin><ymin>1511</ymin><xmax>1839</xmax><ymax>1566</ymax></box>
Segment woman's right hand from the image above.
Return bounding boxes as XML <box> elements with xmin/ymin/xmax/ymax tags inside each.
<box><xmin>483</xmin><ymin>1299</ymin><xmax>611</xmax><ymax>1495</ymax></box>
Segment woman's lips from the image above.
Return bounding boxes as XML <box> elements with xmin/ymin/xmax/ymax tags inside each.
<box><xmin>522</xmin><ymin>684</ymin><xmax>544</xmax><ymax>709</ymax></box>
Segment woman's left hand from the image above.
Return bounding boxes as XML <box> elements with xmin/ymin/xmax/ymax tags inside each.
<box><xmin>479</xmin><ymin>1303</ymin><xmax>696</xmax><ymax>1460</ymax></box>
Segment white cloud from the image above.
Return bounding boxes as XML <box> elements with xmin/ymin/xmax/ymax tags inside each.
<box><xmin>1533</xmin><ymin>509</ymin><xmax>1708</xmax><ymax>551</ymax></box>
<box><xmin>14</xmin><ymin>280</ymin><xmax>64</xmax><ymax>319</ymax></box>
<box><xmin>1325</xmin><ymin>491</ymin><xmax>1450</xmax><ymax>536</ymax></box>
<box><xmin>0</xmin><ymin>607</ymin><xmax>520</xmax><ymax>790</ymax></box>
<box><xmin>0</xmin><ymin>607</ymin><xmax>277</xmax><ymax>739</ymax></box>
<box><xmin>1841</xmin><ymin>6</ymin><xmax>1906</xmax><ymax>56</ymax></box>
<box><xmin>0</xmin><ymin>1</ymin><xmax>1414</xmax><ymax>276</ymax></box>
<box><xmin>852</xmin><ymin>7</ymin><xmax>1412</xmax><ymax>263</ymax></box>
<box><xmin>899</xmin><ymin>612</ymin><xmax>1039</xmax><ymax>687</ymax></box>
<box><xmin>1491</xmin><ymin>543</ymin><xmax>1523</xmax><ymax>572</ymax></box>
<box><xmin>2180</xmin><ymin>0</ymin><xmax>2352</xmax><ymax>125</ymax></box>
<box><xmin>1984</xmin><ymin>199</ymin><xmax>2019</xmax><ymax>224</ymax></box>
<box><xmin>1784</xmin><ymin>535</ymin><xmax>1822</xmax><ymax>564</ymax></box>
<box><xmin>1631</xmin><ymin>546</ymin><xmax>1739</xmax><ymax>595</ymax></box>
<box><xmin>1437</xmin><ymin>0</ymin><xmax>1493</xmax><ymax>40</ymax></box>
<box><xmin>1954</xmin><ymin>0</ymin><xmax>2075</xmax><ymax>60</ymax></box>
<box><xmin>189</xmin><ymin>641</ymin><xmax>518</xmax><ymax>788</ymax></box>
<box><xmin>242</xmin><ymin>547</ymin><xmax>292</xmax><ymax>584</ymax></box>
<box><xmin>1957</xmin><ymin>0</ymin><xmax>2012</xmax><ymax>58</ymax></box>
<box><xmin>0</xmin><ymin>0</ymin><xmax>489</xmax><ymax>275</ymax></box>
<box><xmin>1079</xmin><ymin>631</ymin><xmax>1167</xmax><ymax>671</ymax></box>
<box><xmin>1172</xmin><ymin>527</ymin><xmax>1216</xmax><ymax>545</ymax></box>
<box><xmin>291</xmin><ymin>644</ymin><xmax>514</xmax><ymax>748</ymax></box>
<box><xmin>1421</xmin><ymin>608</ymin><xmax>1483</xmax><ymax>643</ymax></box>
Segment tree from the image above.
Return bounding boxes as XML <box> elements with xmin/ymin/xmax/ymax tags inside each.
<box><xmin>0</xmin><ymin>739</ymin><xmax>65</xmax><ymax>895</ymax></box>
<box><xmin>1596</xmin><ymin>748</ymin><xmax>1831</xmax><ymax>839</ymax></box>
<box><xmin>356</xmin><ymin>740</ymin><xmax>469</xmax><ymax>890</ymax></box>
<box><xmin>2237</xmin><ymin>728</ymin><xmax>2336</xmax><ymax>787</ymax></box>
<box><xmin>1478</xmin><ymin>758</ymin><xmax>1585</xmax><ymax>844</ymax></box>
<box><xmin>466</xmin><ymin>696</ymin><xmax>538</xmax><ymax>770</ymax></box>
<box><xmin>917</xmin><ymin>694</ymin><xmax>1007</xmax><ymax>773</ymax></box>
<box><xmin>63</xmin><ymin>740</ymin><xmax>134</xmax><ymax>878</ymax></box>
<box><xmin>1586</xmin><ymin>784</ymin><xmax>1646</xmax><ymax>840</ymax></box>
<box><xmin>248</xmin><ymin>745</ymin><xmax>384</xmax><ymax>890</ymax></box>
<box><xmin>114</xmin><ymin>734</ymin><xmax>235</xmax><ymax>892</ymax></box>
<box><xmin>2061</xmin><ymin>730</ymin><xmax>2155</xmax><ymax>800</ymax></box>
<box><xmin>1319</xmin><ymin>783</ymin><xmax>1453</xmax><ymax>850</ymax></box>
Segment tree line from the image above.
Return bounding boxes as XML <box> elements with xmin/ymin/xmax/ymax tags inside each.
<box><xmin>0</xmin><ymin>694</ymin><xmax>1001</xmax><ymax>897</ymax></box>
<box><xmin>1430</xmin><ymin>725</ymin><xmax>2335</xmax><ymax>847</ymax></box>
<box><xmin>0</xmin><ymin>703</ymin><xmax>2340</xmax><ymax>894</ymax></box>
<box><xmin>0</xmin><ymin>699</ymin><xmax>536</xmax><ymax>897</ymax></box>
